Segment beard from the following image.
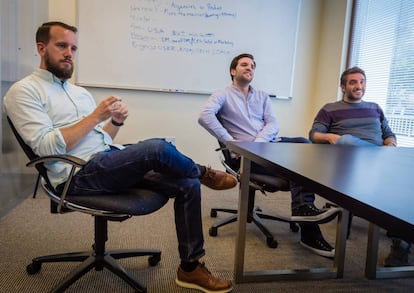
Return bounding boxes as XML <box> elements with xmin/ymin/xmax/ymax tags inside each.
<box><xmin>347</xmin><ymin>89</ymin><xmax>364</xmax><ymax>101</ymax></box>
<box><xmin>44</xmin><ymin>52</ymin><xmax>73</xmax><ymax>80</ymax></box>
<box><xmin>235</xmin><ymin>73</ymin><xmax>253</xmax><ymax>85</ymax></box>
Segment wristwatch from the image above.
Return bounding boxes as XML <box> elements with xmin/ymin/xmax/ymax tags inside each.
<box><xmin>111</xmin><ymin>119</ymin><xmax>124</xmax><ymax>127</ymax></box>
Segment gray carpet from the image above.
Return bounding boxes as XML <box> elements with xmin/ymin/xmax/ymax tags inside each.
<box><xmin>0</xmin><ymin>187</ymin><xmax>413</xmax><ymax>292</ymax></box>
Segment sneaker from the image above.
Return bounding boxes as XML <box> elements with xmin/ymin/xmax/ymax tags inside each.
<box><xmin>176</xmin><ymin>262</ymin><xmax>233</xmax><ymax>293</ymax></box>
<box><xmin>200</xmin><ymin>166</ymin><xmax>237</xmax><ymax>190</ymax></box>
<box><xmin>292</xmin><ymin>204</ymin><xmax>340</xmax><ymax>223</ymax></box>
<box><xmin>384</xmin><ymin>239</ymin><xmax>412</xmax><ymax>267</ymax></box>
<box><xmin>300</xmin><ymin>237</ymin><xmax>335</xmax><ymax>258</ymax></box>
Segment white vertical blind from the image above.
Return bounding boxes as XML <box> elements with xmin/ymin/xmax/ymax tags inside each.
<box><xmin>348</xmin><ymin>0</ymin><xmax>414</xmax><ymax>147</ymax></box>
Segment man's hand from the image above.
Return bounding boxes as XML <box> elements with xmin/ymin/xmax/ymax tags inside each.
<box><xmin>61</xmin><ymin>96</ymin><xmax>128</xmax><ymax>151</ymax></box>
<box><xmin>325</xmin><ymin>133</ymin><xmax>341</xmax><ymax>144</ymax></box>
<box><xmin>109</xmin><ymin>98</ymin><xmax>128</xmax><ymax>124</ymax></box>
<box><xmin>100</xmin><ymin>96</ymin><xmax>129</xmax><ymax>139</ymax></box>
<box><xmin>384</xmin><ymin>137</ymin><xmax>397</xmax><ymax>147</ymax></box>
<box><xmin>312</xmin><ymin>132</ymin><xmax>340</xmax><ymax>144</ymax></box>
<box><xmin>92</xmin><ymin>96</ymin><xmax>128</xmax><ymax>124</ymax></box>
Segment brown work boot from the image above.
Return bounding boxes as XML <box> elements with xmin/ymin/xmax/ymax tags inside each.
<box><xmin>176</xmin><ymin>262</ymin><xmax>233</xmax><ymax>293</ymax></box>
<box><xmin>200</xmin><ymin>166</ymin><xmax>237</xmax><ymax>190</ymax></box>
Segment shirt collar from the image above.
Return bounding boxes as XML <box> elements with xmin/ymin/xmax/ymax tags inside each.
<box><xmin>230</xmin><ymin>84</ymin><xmax>254</xmax><ymax>94</ymax></box>
<box><xmin>33</xmin><ymin>68</ymin><xmax>68</xmax><ymax>85</ymax></box>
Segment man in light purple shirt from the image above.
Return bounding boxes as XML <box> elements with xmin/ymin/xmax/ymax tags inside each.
<box><xmin>199</xmin><ymin>53</ymin><xmax>339</xmax><ymax>258</ymax></box>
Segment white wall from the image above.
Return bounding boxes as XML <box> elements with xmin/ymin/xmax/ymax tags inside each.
<box><xmin>311</xmin><ymin>0</ymin><xmax>352</xmax><ymax>116</ymax></box>
<box><xmin>46</xmin><ymin>0</ymin><xmax>349</xmax><ymax>168</ymax></box>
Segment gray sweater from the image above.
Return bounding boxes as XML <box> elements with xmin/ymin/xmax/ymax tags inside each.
<box><xmin>309</xmin><ymin>100</ymin><xmax>395</xmax><ymax>146</ymax></box>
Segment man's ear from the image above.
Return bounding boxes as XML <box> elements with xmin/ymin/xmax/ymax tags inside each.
<box><xmin>36</xmin><ymin>42</ymin><xmax>46</xmax><ymax>56</ymax></box>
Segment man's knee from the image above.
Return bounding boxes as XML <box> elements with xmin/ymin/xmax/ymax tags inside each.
<box><xmin>133</xmin><ymin>138</ymin><xmax>174</xmax><ymax>155</ymax></box>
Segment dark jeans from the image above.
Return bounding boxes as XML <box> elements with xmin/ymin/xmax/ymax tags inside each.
<box><xmin>65</xmin><ymin>138</ymin><xmax>205</xmax><ymax>262</ymax></box>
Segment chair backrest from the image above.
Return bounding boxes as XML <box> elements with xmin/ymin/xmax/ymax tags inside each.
<box><xmin>216</xmin><ymin>140</ymin><xmax>240</xmax><ymax>174</ymax></box>
<box><xmin>216</xmin><ymin>140</ymin><xmax>290</xmax><ymax>193</ymax></box>
<box><xmin>6</xmin><ymin>116</ymin><xmax>55</xmax><ymax>192</ymax></box>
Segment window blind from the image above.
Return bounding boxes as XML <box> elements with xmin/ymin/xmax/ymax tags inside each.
<box><xmin>348</xmin><ymin>0</ymin><xmax>414</xmax><ymax>146</ymax></box>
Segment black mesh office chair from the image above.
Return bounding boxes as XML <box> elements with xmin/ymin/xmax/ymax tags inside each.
<box><xmin>209</xmin><ymin>140</ymin><xmax>300</xmax><ymax>248</ymax></box>
<box><xmin>7</xmin><ymin>116</ymin><xmax>170</xmax><ymax>293</ymax></box>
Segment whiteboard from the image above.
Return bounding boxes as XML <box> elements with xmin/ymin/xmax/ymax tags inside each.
<box><xmin>77</xmin><ymin>0</ymin><xmax>301</xmax><ymax>97</ymax></box>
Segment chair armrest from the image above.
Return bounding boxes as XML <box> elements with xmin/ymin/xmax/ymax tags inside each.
<box><xmin>215</xmin><ymin>146</ymin><xmax>240</xmax><ymax>178</ymax></box>
<box><xmin>26</xmin><ymin>154</ymin><xmax>86</xmax><ymax>168</ymax></box>
<box><xmin>26</xmin><ymin>154</ymin><xmax>87</xmax><ymax>213</ymax></box>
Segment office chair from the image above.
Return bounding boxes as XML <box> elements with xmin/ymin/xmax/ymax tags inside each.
<box><xmin>209</xmin><ymin>140</ymin><xmax>300</xmax><ymax>248</ymax></box>
<box><xmin>7</xmin><ymin>116</ymin><xmax>170</xmax><ymax>293</ymax></box>
<box><xmin>324</xmin><ymin>202</ymin><xmax>353</xmax><ymax>239</ymax></box>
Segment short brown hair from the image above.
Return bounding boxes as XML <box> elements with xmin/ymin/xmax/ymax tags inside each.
<box><xmin>36</xmin><ymin>21</ymin><xmax>77</xmax><ymax>44</ymax></box>
<box><xmin>340</xmin><ymin>66</ymin><xmax>366</xmax><ymax>87</ymax></box>
<box><xmin>229</xmin><ymin>53</ymin><xmax>256</xmax><ymax>80</ymax></box>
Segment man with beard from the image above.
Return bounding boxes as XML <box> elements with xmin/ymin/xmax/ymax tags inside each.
<box><xmin>309</xmin><ymin>66</ymin><xmax>412</xmax><ymax>267</ymax></box>
<box><xmin>198</xmin><ymin>53</ymin><xmax>339</xmax><ymax>258</ymax></box>
<box><xmin>309</xmin><ymin>66</ymin><xmax>397</xmax><ymax>147</ymax></box>
<box><xmin>3</xmin><ymin>21</ymin><xmax>236</xmax><ymax>292</ymax></box>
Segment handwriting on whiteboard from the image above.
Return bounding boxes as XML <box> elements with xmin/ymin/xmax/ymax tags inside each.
<box><xmin>129</xmin><ymin>0</ymin><xmax>237</xmax><ymax>55</ymax></box>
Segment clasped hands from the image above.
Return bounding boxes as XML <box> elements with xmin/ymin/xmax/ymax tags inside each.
<box><xmin>96</xmin><ymin>95</ymin><xmax>129</xmax><ymax>125</ymax></box>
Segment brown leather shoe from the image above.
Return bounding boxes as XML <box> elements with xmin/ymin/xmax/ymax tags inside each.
<box><xmin>200</xmin><ymin>166</ymin><xmax>237</xmax><ymax>190</ymax></box>
<box><xmin>176</xmin><ymin>262</ymin><xmax>233</xmax><ymax>293</ymax></box>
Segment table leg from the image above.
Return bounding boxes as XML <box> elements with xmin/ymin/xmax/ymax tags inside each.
<box><xmin>334</xmin><ymin>209</ymin><xmax>349</xmax><ymax>278</ymax></box>
<box><xmin>234</xmin><ymin>156</ymin><xmax>251</xmax><ymax>283</ymax></box>
<box><xmin>365</xmin><ymin>223</ymin><xmax>380</xmax><ymax>279</ymax></box>
<box><xmin>365</xmin><ymin>223</ymin><xmax>414</xmax><ymax>279</ymax></box>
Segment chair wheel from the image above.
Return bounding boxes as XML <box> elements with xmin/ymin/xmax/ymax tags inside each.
<box><xmin>267</xmin><ymin>238</ymin><xmax>278</xmax><ymax>249</ymax></box>
<box><xmin>209</xmin><ymin>227</ymin><xmax>218</xmax><ymax>237</ymax></box>
<box><xmin>210</xmin><ymin>210</ymin><xmax>218</xmax><ymax>218</ymax></box>
<box><xmin>26</xmin><ymin>261</ymin><xmax>41</xmax><ymax>274</ymax></box>
<box><xmin>290</xmin><ymin>223</ymin><xmax>299</xmax><ymax>232</ymax></box>
<box><xmin>148</xmin><ymin>254</ymin><xmax>161</xmax><ymax>266</ymax></box>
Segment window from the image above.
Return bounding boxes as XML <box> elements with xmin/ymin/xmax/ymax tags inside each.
<box><xmin>348</xmin><ymin>0</ymin><xmax>414</xmax><ymax>147</ymax></box>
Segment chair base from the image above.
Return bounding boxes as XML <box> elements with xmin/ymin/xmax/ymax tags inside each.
<box><xmin>27</xmin><ymin>249</ymin><xmax>161</xmax><ymax>293</ymax></box>
<box><xmin>209</xmin><ymin>207</ymin><xmax>299</xmax><ymax>249</ymax></box>
<box><xmin>26</xmin><ymin>216</ymin><xmax>161</xmax><ymax>293</ymax></box>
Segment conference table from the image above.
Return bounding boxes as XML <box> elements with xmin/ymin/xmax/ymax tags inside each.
<box><xmin>226</xmin><ymin>141</ymin><xmax>414</xmax><ymax>283</ymax></box>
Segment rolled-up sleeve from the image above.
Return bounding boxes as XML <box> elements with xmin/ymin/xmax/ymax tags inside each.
<box><xmin>4</xmin><ymin>81</ymin><xmax>67</xmax><ymax>156</ymax></box>
<box><xmin>309</xmin><ymin>108</ymin><xmax>330</xmax><ymax>141</ymax></box>
<box><xmin>198</xmin><ymin>92</ymin><xmax>234</xmax><ymax>142</ymax></box>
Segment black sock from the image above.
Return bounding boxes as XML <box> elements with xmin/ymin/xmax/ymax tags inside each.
<box><xmin>180</xmin><ymin>260</ymin><xmax>200</xmax><ymax>272</ymax></box>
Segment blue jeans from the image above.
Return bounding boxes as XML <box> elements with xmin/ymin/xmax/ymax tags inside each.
<box><xmin>336</xmin><ymin>134</ymin><xmax>377</xmax><ymax>146</ymax></box>
<box><xmin>66</xmin><ymin>138</ymin><xmax>205</xmax><ymax>262</ymax></box>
